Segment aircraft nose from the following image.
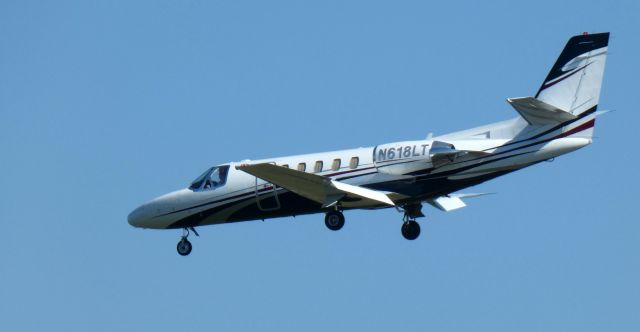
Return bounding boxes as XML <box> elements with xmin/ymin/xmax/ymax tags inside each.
<box><xmin>128</xmin><ymin>205</ymin><xmax>149</xmax><ymax>228</ymax></box>
<box><xmin>128</xmin><ymin>189</ymin><xmax>188</xmax><ymax>228</ymax></box>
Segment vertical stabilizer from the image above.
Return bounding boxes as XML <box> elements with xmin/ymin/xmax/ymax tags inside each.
<box><xmin>535</xmin><ymin>32</ymin><xmax>609</xmax><ymax>116</ymax></box>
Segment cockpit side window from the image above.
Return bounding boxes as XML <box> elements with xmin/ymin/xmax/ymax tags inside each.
<box><xmin>189</xmin><ymin>167</ymin><xmax>213</xmax><ymax>190</ymax></box>
<box><xmin>189</xmin><ymin>165</ymin><xmax>230</xmax><ymax>191</ymax></box>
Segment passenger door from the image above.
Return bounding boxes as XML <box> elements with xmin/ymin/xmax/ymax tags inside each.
<box><xmin>254</xmin><ymin>162</ymin><xmax>281</xmax><ymax>211</ymax></box>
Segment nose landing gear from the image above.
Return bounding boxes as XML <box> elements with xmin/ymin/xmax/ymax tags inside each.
<box><xmin>177</xmin><ymin>238</ymin><xmax>192</xmax><ymax>256</ymax></box>
<box><xmin>177</xmin><ymin>227</ymin><xmax>199</xmax><ymax>256</ymax></box>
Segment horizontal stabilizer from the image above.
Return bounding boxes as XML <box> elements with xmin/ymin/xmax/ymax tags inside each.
<box><xmin>507</xmin><ymin>96</ymin><xmax>576</xmax><ymax>126</ymax></box>
<box><xmin>427</xmin><ymin>193</ymin><xmax>493</xmax><ymax>212</ymax></box>
<box><xmin>237</xmin><ymin>163</ymin><xmax>395</xmax><ymax>208</ymax></box>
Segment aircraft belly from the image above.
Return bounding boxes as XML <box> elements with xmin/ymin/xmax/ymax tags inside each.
<box><xmin>225</xmin><ymin>191</ymin><xmax>322</xmax><ymax>222</ymax></box>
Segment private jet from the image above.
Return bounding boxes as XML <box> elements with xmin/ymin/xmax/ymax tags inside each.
<box><xmin>128</xmin><ymin>32</ymin><xmax>610</xmax><ymax>256</ymax></box>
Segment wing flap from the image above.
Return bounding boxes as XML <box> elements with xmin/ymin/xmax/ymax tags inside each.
<box><xmin>331</xmin><ymin>180</ymin><xmax>395</xmax><ymax>206</ymax></box>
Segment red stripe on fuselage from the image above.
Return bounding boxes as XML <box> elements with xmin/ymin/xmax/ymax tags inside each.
<box><xmin>561</xmin><ymin>119</ymin><xmax>595</xmax><ymax>137</ymax></box>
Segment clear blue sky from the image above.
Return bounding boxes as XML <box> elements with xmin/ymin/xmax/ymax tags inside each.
<box><xmin>1</xmin><ymin>1</ymin><xmax>638</xmax><ymax>331</ymax></box>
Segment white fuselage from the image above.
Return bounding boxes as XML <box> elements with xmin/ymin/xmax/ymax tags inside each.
<box><xmin>127</xmin><ymin>117</ymin><xmax>593</xmax><ymax>230</ymax></box>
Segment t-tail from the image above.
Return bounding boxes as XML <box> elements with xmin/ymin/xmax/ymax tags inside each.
<box><xmin>508</xmin><ymin>32</ymin><xmax>609</xmax><ymax>139</ymax></box>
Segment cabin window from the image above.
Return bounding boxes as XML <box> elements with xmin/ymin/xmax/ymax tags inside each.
<box><xmin>331</xmin><ymin>159</ymin><xmax>341</xmax><ymax>171</ymax></box>
<box><xmin>282</xmin><ymin>164</ymin><xmax>289</xmax><ymax>168</ymax></box>
<box><xmin>349</xmin><ymin>157</ymin><xmax>359</xmax><ymax>169</ymax></box>
<box><xmin>314</xmin><ymin>161</ymin><xmax>323</xmax><ymax>173</ymax></box>
<box><xmin>297</xmin><ymin>163</ymin><xmax>306</xmax><ymax>172</ymax></box>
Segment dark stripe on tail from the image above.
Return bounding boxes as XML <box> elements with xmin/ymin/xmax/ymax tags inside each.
<box><xmin>536</xmin><ymin>32</ymin><xmax>609</xmax><ymax>97</ymax></box>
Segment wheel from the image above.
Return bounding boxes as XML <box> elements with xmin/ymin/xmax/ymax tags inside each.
<box><xmin>401</xmin><ymin>220</ymin><xmax>421</xmax><ymax>240</ymax></box>
<box><xmin>324</xmin><ymin>210</ymin><xmax>345</xmax><ymax>231</ymax></box>
<box><xmin>177</xmin><ymin>238</ymin><xmax>192</xmax><ymax>256</ymax></box>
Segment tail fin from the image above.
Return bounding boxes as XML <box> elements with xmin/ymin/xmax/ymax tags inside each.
<box><xmin>535</xmin><ymin>32</ymin><xmax>609</xmax><ymax>116</ymax></box>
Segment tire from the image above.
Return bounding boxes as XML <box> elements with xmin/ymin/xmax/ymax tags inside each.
<box><xmin>177</xmin><ymin>239</ymin><xmax>192</xmax><ymax>256</ymax></box>
<box><xmin>324</xmin><ymin>211</ymin><xmax>345</xmax><ymax>231</ymax></box>
<box><xmin>401</xmin><ymin>220</ymin><xmax>421</xmax><ymax>240</ymax></box>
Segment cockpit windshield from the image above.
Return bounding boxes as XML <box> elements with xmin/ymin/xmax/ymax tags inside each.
<box><xmin>189</xmin><ymin>165</ymin><xmax>230</xmax><ymax>191</ymax></box>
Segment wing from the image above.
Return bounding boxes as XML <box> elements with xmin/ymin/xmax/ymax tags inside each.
<box><xmin>236</xmin><ymin>163</ymin><xmax>396</xmax><ymax>208</ymax></box>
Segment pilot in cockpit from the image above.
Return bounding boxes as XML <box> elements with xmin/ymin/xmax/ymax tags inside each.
<box><xmin>189</xmin><ymin>165</ymin><xmax>230</xmax><ymax>191</ymax></box>
<box><xmin>203</xmin><ymin>166</ymin><xmax>228</xmax><ymax>189</ymax></box>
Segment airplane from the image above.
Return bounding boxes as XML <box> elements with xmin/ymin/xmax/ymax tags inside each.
<box><xmin>128</xmin><ymin>32</ymin><xmax>610</xmax><ymax>256</ymax></box>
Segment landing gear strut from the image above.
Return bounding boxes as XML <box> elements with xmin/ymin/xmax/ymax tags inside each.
<box><xmin>325</xmin><ymin>210</ymin><xmax>345</xmax><ymax>231</ymax></box>
<box><xmin>176</xmin><ymin>227</ymin><xmax>198</xmax><ymax>256</ymax></box>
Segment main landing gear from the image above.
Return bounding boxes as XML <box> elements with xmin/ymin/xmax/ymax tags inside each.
<box><xmin>323</xmin><ymin>203</ymin><xmax>424</xmax><ymax>240</ymax></box>
<box><xmin>400</xmin><ymin>203</ymin><xmax>424</xmax><ymax>241</ymax></box>
<box><xmin>401</xmin><ymin>218</ymin><xmax>421</xmax><ymax>240</ymax></box>
<box><xmin>324</xmin><ymin>210</ymin><xmax>345</xmax><ymax>231</ymax></box>
<box><xmin>177</xmin><ymin>227</ymin><xmax>199</xmax><ymax>256</ymax></box>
